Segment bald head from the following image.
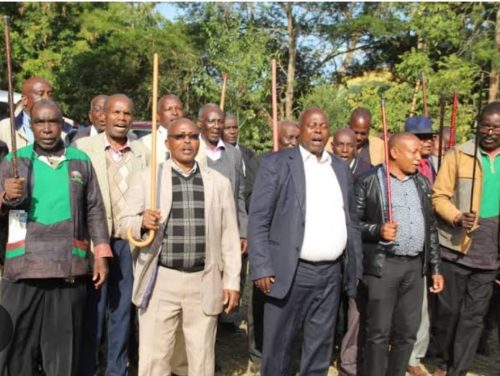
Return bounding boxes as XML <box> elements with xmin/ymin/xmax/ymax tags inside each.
<box><xmin>388</xmin><ymin>132</ymin><xmax>420</xmax><ymax>150</ymax></box>
<box><xmin>198</xmin><ymin>103</ymin><xmax>224</xmax><ymax>147</ymax></box>
<box><xmin>332</xmin><ymin>128</ymin><xmax>356</xmax><ymax>163</ymax></box>
<box><xmin>277</xmin><ymin>120</ymin><xmax>299</xmax><ymax>150</ymax></box>
<box><xmin>103</xmin><ymin>94</ymin><xmax>134</xmax><ymax>141</ymax></box>
<box><xmin>21</xmin><ymin>77</ymin><xmax>53</xmax><ymax>115</ymax></box>
<box><xmin>30</xmin><ymin>99</ymin><xmax>64</xmax><ymax>151</ymax></box>
<box><xmin>349</xmin><ymin>107</ymin><xmax>372</xmax><ymax>150</ymax></box>
<box><xmin>388</xmin><ymin>132</ymin><xmax>422</xmax><ymax>178</ymax></box>
<box><xmin>157</xmin><ymin>95</ymin><xmax>183</xmax><ymax>129</ymax></box>
<box><xmin>167</xmin><ymin>117</ymin><xmax>200</xmax><ymax>170</ymax></box>
<box><xmin>104</xmin><ymin>94</ymin><xmax>134</xmax><ymax>113</ymax></box>
<box><xmin>298</xmin><ymin>107</ymin><xmax>330</xmax><ymax>158</ymax></box>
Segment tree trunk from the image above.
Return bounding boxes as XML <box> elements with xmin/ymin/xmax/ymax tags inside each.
<box><xmin>285</xmin><ymin>3</ymin><xmax>297</xmax><ymax>119</ymax></box>
<box><xmin>488</xmin><ymin>4</ymin><xmax>500</xmax><ymax>103</ymax></box>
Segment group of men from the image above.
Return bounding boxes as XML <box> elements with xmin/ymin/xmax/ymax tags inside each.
<box><xmin>0</xmin><ymin>75</ymin><xmax>498</xmax><ymax>376</ymax></box>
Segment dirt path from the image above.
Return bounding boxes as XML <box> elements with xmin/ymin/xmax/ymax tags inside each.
<box><xmin>215</xmin><ymin>283</ymin><xmax>500</xmax><ymax>376</ymax></box>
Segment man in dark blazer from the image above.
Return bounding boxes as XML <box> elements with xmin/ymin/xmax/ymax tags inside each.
<box><xmin>222</xmin><ymin>113</ymin><xmax>255</xmax><ymax>176</ymax></box>
<box><xmin>248</xmin><ymin>107</ymin><xmax>363</xmax><ymax>376</ymax></box>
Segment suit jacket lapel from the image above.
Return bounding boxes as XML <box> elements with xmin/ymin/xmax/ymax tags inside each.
<box><xmin>200</xmin><ymin>165</ymin><xmax>214</xmax><ymax>263</ymax></box>
<box><xmin>159</xmin><ymin>160</ymin><xmax>173</xmax><ymax>222</ymax></box>
<box><xmin>289</xmin><ymin>148</ymin><xmax>306</xmax><ymax>217</ymax></box>
<box><xmin>95</xmin><ymin>133</ymin><xmax>111</xmax><ymax>214</ymax></box>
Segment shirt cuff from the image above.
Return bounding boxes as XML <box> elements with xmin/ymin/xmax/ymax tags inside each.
<box><xmin>93</xmin><ymin>243</ymin><xmax>113</xmax><ymax>258</ymax></box>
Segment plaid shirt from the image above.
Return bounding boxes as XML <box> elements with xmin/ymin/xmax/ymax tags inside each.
<box><xmin>159</xmin><ymin>168</ymin><xmax>206</xmax><ymax>270</ymax></box>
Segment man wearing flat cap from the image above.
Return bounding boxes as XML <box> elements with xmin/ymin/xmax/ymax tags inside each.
<box><xmin>405</xmin><ymin>116</ymin><xmax>436</xmax><ymax>185</ymax></box>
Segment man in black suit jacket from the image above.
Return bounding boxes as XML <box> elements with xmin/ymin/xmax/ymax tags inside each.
<box><xmin>248</xmin><ymin>107</ymin><xmax>363</xmax><ymax>376</ymax></box>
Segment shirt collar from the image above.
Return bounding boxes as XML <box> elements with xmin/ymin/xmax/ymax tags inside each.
<box><xmin>204</xmin><ymin>137</ymin><xmax>226</xmax><ymax>151</ymax></box>
<box><xmin>104</xmin><ymin>135</ymin><xmax>131</xmax><ymax>152</ymax></box>
<box><xmin>171</xmin><ymin>160</ymin><xmax>198</xmax><ymax>177</ymax></box>
<box><xmin>90</xmin><ymin>125</ymin><xmax>99</xmax><ymax>137</ymax></box>
<box><xmin>299</xmin><ymin>145</ymin><xmax>331</xmax><ymax>164</ymax></box>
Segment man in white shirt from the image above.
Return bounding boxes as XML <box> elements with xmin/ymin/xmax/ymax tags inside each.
<box><xmin>248</xmin><ymin>107</ymin><xmax>363</xmax><ymax>376</ymax></box>
<box><xmin>141</xmin><ymin>94</ymin><xmax>184</xmax><ymax>163</ymax></box>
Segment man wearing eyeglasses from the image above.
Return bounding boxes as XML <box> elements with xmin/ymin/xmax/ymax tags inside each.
<box><xmin>430</xmin><ymin>102</ymin><xmax>500</xmax><ymax>376</ymax></box>
<box><xmin>118</xmin><ymin>117</ymin><xmax>241</xmax><ymax>375</ymax></box>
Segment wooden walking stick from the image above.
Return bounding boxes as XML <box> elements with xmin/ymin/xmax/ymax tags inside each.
<box><xmin>3</xmin><ymin>16</ymin><xmax>18</xmax><ymax>178</ymax></box>
<box><xmin>469</xmin><ymin>73</ymin><xmax>485</xmax><ymax>213</ymax></box>
<box><xmin>127</xmin><ymin>53</ymin><xmax>159</xmax><ymax>248</ymax></box>
<box><xmin>448</xmin><ymin>90</ymin><xmax>458</xmax><ymax>149</ymax></box>
<box><xmin>271</xmin><ymin>59</ymin><xmax>278</xmax><ymax>152</ymax></box>
<box><xmin>421</xmin><ymin>73</ymin><xmax>429</xmax><ymax>117</ymax></box>
<box><xmin>410</xmin><ymin>79</ymin><xmax>421</xmax><ymax>116</ymax></box>
<box><xmin>220</xmin><ymin>72</ymin><xmax>228</xmax><ymax>111</ymax></box>
<box><xmin>437</xmin><ymin>95</ymin><xmax>446</xmax><ymax>171</ymax></box>
<box><xmin>380</xmin><ymin>99</ymin><xmax>393</xmax><ymax>223</ymax></box>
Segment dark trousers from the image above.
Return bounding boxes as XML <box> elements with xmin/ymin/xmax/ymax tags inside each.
<box><xmin>248</xmin><ymin>285</ymin><xmax>266</xmax><ymax>364</ymax></box>
<box><xmin>261</xmin><ymin>260</ymin><xmax>342</xmax><ymax>376</ymax></box>
<box><xmin>362</xmin><ymin>256</ymin><xmax>423</xmax><ymax>376</ymax></box>
<box><xmin>0</xmin><ymin>278</ymin><xmax>87</xmax><ymax>376</ymax></box>
<box><xmin>429</xmin><ymin>260</ymin><xmax>496</xmax><ymax>376</ymax></box>
<box><xmin>340</xmin><ymin>297</ymin><xmax>361</xmax><ymax>375</ymax></box>
<box><xmin>79</xmin><ymin>238</ymin><xmax>133</xmax><ymax>376</ymax></box>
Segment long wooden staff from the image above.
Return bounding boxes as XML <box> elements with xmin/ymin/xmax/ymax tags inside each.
<box><xmin>271</xmin><ymin>59</ymin><xmax>278</xmax><ymax>152</ymax></box>
<box><xmin>448</xmin><ymin>91</ymin><xmax>458</xmax><ymax>149</ymax></box>
<box><xmin>220</xmin><ymin>72</ymin><xmax>228</xmax><ymax>111</ymax></box>
<box><xmin>410</xmin><ymin>79</ymin><xmax>420</xmax><ymax>116</ymax></box>
<box><xmin>127</xmin><ymin>53</ymin><xmax>159</xmax><ymax>247</ymax></box>
<box><xmin>421</xmin><ymin>73</ymin><xmax>429</xmax><ymax>117</ymax></box>
<box><xmin>469</xmin><ymin>73</ymin><xmax>485</xmax><ymax>213</ymax></box>
<box><xmin>3</xmin><ymin>16</ymin><xmax>18</xmax><ymax>177</ymax></box>
<box><xmin>380</xmin><ymin>99</ymin><xmax>393</xmax><ymax>223</ymax></box>
<box><xmin>437</xmin><ymin>95</ymin><xmax>446</xmax><ymax>171</ymax></box>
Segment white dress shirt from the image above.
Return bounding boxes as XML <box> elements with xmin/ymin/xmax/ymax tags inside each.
<box><xmin>299</xmin><ymin>146</ymin><xmax>348</xmax><ymax>262</ymax></box>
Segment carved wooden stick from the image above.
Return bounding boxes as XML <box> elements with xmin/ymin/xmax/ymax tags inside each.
<box><xmin>127</xmin><ymin>53</ymin><xmax>159</xmax><ymax>248</ymax></box>
<box><xmin>381</xmin><ymin>99</ymin><xmax>393</xmax><ymax>223</ymax></box>
<box><xmin>3</xmin><ymin>16</ymin><xmax>18</xmax><ymax>177</ymax></box>
<box><xmin>220</xmin><ymin>72</ymin><xmax>228</xmax><ymax>111</ymax></box>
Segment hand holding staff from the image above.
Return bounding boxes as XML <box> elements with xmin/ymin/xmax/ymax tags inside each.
<box><xmin>271</xmin><ymin>59</ymin><xmax>278</xmax><ymax>152</ymax></box>
<box><xmin>127</xmin><ymin>53</ymin><xmax>159</xmax><ymax>248</ymax></box>
<box><xmin>3</xmin><ymin>16</ymin><xmax>18</xmax><ymax>177</ymax></box>
<box><xmin>220</xmin><ymin>72</ymin><xmax>228</xmax><ymax>111</ymax></box>
<box><xmin>469</xmin><ymin>73</ymin><xmax>485</xmax><ymax>214</ymax></box>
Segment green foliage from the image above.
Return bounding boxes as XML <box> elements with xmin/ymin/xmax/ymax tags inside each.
<box><xmin>0</xmin><ymin>1</ymin><xmax>497</xmax><ymax>150</ymax></box>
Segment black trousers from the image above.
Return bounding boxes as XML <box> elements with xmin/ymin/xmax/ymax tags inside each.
<box><xmin>362</xmin><ymin>255</ymin><xmax>423</xmax><ymax>376</ymax></box>
<box><xmin>0</xmin><ymin>278</ymin><xmax>87</xmax><ymax>376</ymax></box>
<box><xmin>429</xmin><ymin>260</ymin><xmax>496</xmax><ymax>376</ymax></box>
<box><xmin>261</xmin><ymin>260</ymin><xmax>342</xmax><ymax>376</ymax></box>
<box><xmin>248</xmin><ymin>284</ymin><xmax>266</xmax><ymax>364</ymax></box>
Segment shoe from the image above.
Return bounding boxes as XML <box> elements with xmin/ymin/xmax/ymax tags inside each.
<box><xmin>407</xmin><ymin>365</ymin><xmax>427</xmax><ymax>376</ymax></box>
<box><xmin>432</xmin><ymin>368</ymin><xmax>447</xmax><ymax>376</ymax></box>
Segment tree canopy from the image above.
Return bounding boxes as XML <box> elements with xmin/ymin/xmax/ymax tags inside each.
<box><xmin>0</xmin><ymin>2</ymin><xmax>498</xmax><ymax>149</ymax></box>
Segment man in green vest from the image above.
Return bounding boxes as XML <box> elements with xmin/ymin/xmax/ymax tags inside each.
<box><xmin>0</xmin><ymin>99</ymin><xmax>111</xmax><ymax>375</ymax></box>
